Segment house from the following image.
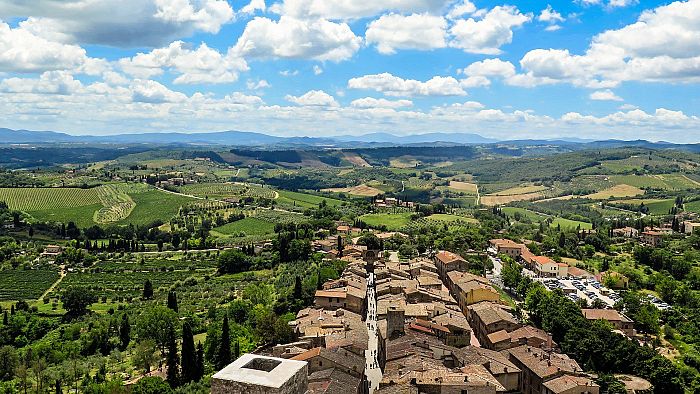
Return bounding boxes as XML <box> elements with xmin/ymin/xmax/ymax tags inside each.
<box><xmin>468</xmin><ymin>302</ymin><xmax>520</xmax><ymax>346</ymax></box>
<box><xmin>567</xmin><ymin>266</ymin><xmax>594</xmax><ymax>279</ymax></box>
<box><xmin>291</xmin><ymin>347</ymin><xmax>365</xmax><ymax>379</ymax></box>
<box><xmin>529</xmin><ymin>256</ymin><xmax>568</xmax><ymax>278</ymax></box>
<box><xmin>445</xmin><ymin>272</ymin><xmax>501</xmax><ymax>313</ymax></box>
<box><xmin>614</xmin><ymin>375</ymin><xmax>653</xmax><ymax>394</ymax></box>
<box><xmin>2</xmin><ymin>222</ymin><xmax>14</xmax><ymax>229</ymax></box>
<box><xmin>489</xmin><ymin>239</ymin><xmax>527</xmax><ymax>258</ymax></box>
<box><xmin>542</xmin><ymin>375</ymin><xmax>600</xmax><ymax>394</ymax></box>
<box><xmin>307</xmin><ymin>367</ymin><xmax>365</xmax><ymax>394</ymax></box>
<box><xmin>42</xmin><ymin>244</ymin><xmax>63</xmax><ymax>257</ymax></box>
<box><xmin>433</xmin><ymin>250</ymin><xmax>468</xmax><ymax>277</ymax></box>
<box><xmin>612</xmin><ymin>227</ymin><xmax>639</xmax><ymax>238</ymax></box>
<box><xmin>485</xmin><ymin>325</ymin><xmax>555</xmax><ymax>351</ymax></box>
<box><xmin>314</xmin><ymin>285</ymin><xmax>366</xmax><ymax>315</ymax></box>
<box><xmin>504</xmin><ymin>345</ymin><xmax>592</xmax><ymax>394</ymax></box>
<box><xmin>683</xmin><ymin>221</ymin><xmax>700</xmax><ymax>235</ymax></box>
<box><xmin>640</xmin><ymin>231</ymin><xmax>663</xmax><ymax>247</ymax></box>
<box><xmin>581</xmin><ymin>309</ymin><xmax>635</xmax><ymax>337</ymax></box>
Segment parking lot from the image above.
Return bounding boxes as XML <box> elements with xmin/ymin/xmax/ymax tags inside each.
<box><xmin>538</xmin><ymin>277</ymin><xmax>619</xmax><ymax>308</ymax></box>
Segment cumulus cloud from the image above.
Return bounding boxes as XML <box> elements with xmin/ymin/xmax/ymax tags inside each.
<box><xmin>131</xmin><ymin>79</ymin><xmax>187</xmax><ymax>103</ymax></box>
<box><xmin>447</xmin><ymin>1</ymin><xmax>477</xmax><ymax>20</ymax></box>
<box><xmin>348</xmin><ymin>73</ymin><xmax>467</xmax><ymax>97</ymax></box>
<box><xmin>233</xmin><ymin>16</ymin><xmax>361</xmax><ymax>61</ymax></box>
<box><xmin>241</xmin><ymin>0</ymin><xmax>266</xmax><ymax>14</ymax></box>
<box><xmin>538</xmin><ymin>5</ymin><xmax>565</xmax><ymax>31</ymax></box>
<box><xmin>285</xmin><ymin>90</ymin><xmax>339</xmax><ymax>106</ymax></box>
<box><xmin>247</xmin><ymin>80</ymin><xmax>271</xmax><ymax>90</ymax></box>
<box><xmin>517</xmin><ymin>1</ymin><xmax>700</xmax><ymax>86</ymax></box>
<box><xmin>313</xmin><ymin>65</ymin><xmax>323</xmax><ymax>75</ymax></box>
<box><xmin>350</xmin><ymin>97</ymin><xmax>413</xmax><ymax>109</ymax></box>
<box><xmin>366</xmin><ymin>13</ymin><xmax>447</xmax><ymax>54</ymax></box>
<box><xmin>449</xmin><ymin>5</ymin><xmax>532</xmax><ymax>54</ymax></box>
<box><xmin>270</xmin><ymin>0</ymin><xmax>452</xmax><ymax>20</ymax></box>
<box><xmin>0</xmin><ymin>71</ymin><xmax>82</xmax><ymax>95</ymax></box>
<box><xmin>0</xmin><ymin>21</ymin><xmax>91</xmax><ymax>73</ymax></box>
<box><xmin>119</xmin><ymin>41</ymin><xmax>248</xmax><ymax>84</ymax></box>
<box><xmin>1</xmin><ymin>0</ymin><xmax>235</xmax><ymax>48</ymax></box>
<box><xmin>590</xmin><ymin>89</ymin><xmax>623</xmax><ymax>101</ymax></box>
<box><xmin>462</xmin><ymin>58</ymin><xmax>516</xmax><ymax>78</ymax></box>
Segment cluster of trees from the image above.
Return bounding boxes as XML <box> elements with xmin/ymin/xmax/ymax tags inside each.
<box><xmin>525</xmin><ymin>285</ymin><xmax>688</xmax><ymax>392</ymax></box>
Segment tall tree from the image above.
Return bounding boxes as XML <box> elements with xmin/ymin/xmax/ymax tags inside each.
<box><xmin>167</xmin><ymin>291</ymin><xmax>178</xmax><ymax>313</ymax></box>
<box><xmin>166</xmin><ymin>335</ymin><xmax>180</xmax><ymax>388</ymax></box>
<box><xmin>143</xmin><ymin>280</ymin><xmax>153</xmax><ymax>300</ymax></box>
<box><xmin>216</xmin><ymin>315</ymin><xmax>231</xmax><ymax>370</ymax></box>
<box><xmin>194</xmin><ymin>342</ymin><xmax>205</xmax><ymax>382</ymax></box>
<box><xmin>119</xmin><ymin>314</ymin><xmax>131</xmax><ymax>351</ymax></box>
<box><xmin>293</xmin><ymin>276</ymin><xmax>302</xmax><ymax>300</ymax></box>
<box><xmin>180</xmin><ymin>322</ymin><xmax>196</xmax><ymax>384</ymax></box>
<box><xmin>61</xmin><ymin>287</ymin><xmax>97</xmax><ymax>318</ymax></box>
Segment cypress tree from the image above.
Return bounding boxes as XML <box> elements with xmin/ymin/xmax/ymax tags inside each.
<box><xmin>167</xmin><ymin>291</ymin><xmax>178</xmax><ymax>313</ymax></box>
<box><xmin>143</xmin><ymin>280</ymin><xmax>153</xmax><ymax>300</ymax></box>
<box><xmin>181</xmin><ymin>322</ymin><xmax>196</xmax><ymax>384</ymax></box>
<box><xmin>3</xmin><ymin>311</ymin><xmax>7</xmax><ymax>325</ymax></box>
<box><xmin>216</xmin><ymin>315</ymin><xmax>231</xmax><ymax>370</ymax></box>
<box><xmin>119</xmin><ymin>314</ymin><xmax>131</xmax><ymax>350</ymax></box>
<box><xmin>194</xmin><ymin>342</ymin><xmax>205</xmax><ymax>381</ymax></box>
<box><xmin>166</xmin><ymin>334</ymin><xmax>180</xmax><ymax>388</ymax></box>
<box><xmin>293</xmin><ymin>276</ymin><xmax>302</xmax><ymax>300</ymax></box>
<box><xmin>234</xmin><ymin>339</ymin><xmax>240</xmax><ymax>359</ymax></box>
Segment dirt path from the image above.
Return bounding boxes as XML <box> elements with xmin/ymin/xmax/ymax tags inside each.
<box><xmin>40</xmin><ymin>264</ymin><xmax>66</xmax><ymax>300</ymax></box>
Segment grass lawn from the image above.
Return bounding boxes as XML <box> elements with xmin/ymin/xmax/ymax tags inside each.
<box><xmin>212</xmin><ymin>217</ymin><xmax>276</xmax><ymax>237</ymax></box>
<box><xmin>614</xmin><ymin>198</ymin><xmax>675</xmax><ymax>216</ymax></box>
<box><xmin>359</xmin><ymin>213</ymin><xmax>412</xmax><ymax>230</ymax></box>
<box><xmin>550</xmin><ymin>217</ymin><xmax>593</xmax><ymax>230</ymax></box>
<box><xmin>425</xmin><ymin>214</ymin><xmax>476</xmax><ymax>223</ymax></box>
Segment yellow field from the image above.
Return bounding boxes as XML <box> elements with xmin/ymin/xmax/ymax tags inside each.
<box><xmin>322</xmin><ymin>184</ymin><xmax>384</xmax><ymax>196</ymax></box>
<box><xmin>389</xmin><ymin>156</ymin><xmax>420</xmax><ymax>168</ymax></box>
<box><xmin>585</xmin><ymin>184</ymin><xmax>643</xmax><ymax>199</ymax></box>
<box><xmin>448</xmin><ymin>181</ymin><xmax>478</xmax><ymax>193</ymax></box>
<box><xmin>487</xmin><ymin>185</ymin><xmax>548</xmax><ymax>196</ymax></box>
<box><xmin>480</xmin><ymin>191</ymin><xmax>545</xmax><ymax>206</ymax></box>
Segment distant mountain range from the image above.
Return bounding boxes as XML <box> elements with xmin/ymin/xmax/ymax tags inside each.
<box><xmin>1</xmin><ymin>127</ymin><xmax>698</xmax><ymax>151</ymax></box>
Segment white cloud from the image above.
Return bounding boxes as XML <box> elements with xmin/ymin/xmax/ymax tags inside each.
<box><xmin>590</xmin><ymin>89</ymin><xmax>623</xmax><ymax>101</ymax></box>
<box><xmin>313</xmin><ymin>65</ymin><xmax>323</xmax><ymax>75</ymax></box>
<box><xmin>348</xmin><ymin>73</ymin><xmax>467</xmax><ymax>97</ymax></box>
<box><xmin>462</xmin><ymin>58</ymin><xmax>516</xmax><ymax>78</ymax></box>
<box><xmin>233</xmin><ymin>16</ymin><xmax>361</xmax><ymax>61</ymax></box>
<box><xmin>1</xmin><ymin>0</ymin><xmax>235</xmax><ymax>48</ymax></box>
<box><xmin>280</xmin><ymin>69</ymin><xmax>299</xmax><ymax>77</ymax></box>
<box><xmin>271</xmin><ymin>0</ymin><xmax>452</xmax><ymax>20</ymax></box>
<box><xmin>449</xmin><ymin>5</ymin><xmax>532</xmax><ymax>54</ymax></box>
<box><xmin>366</xmin><ymin>13</ymin><xmax>447</xmax><ymax>54</ymax></box>
<box><xmin>538</xmin><ymin>5</ymin><xmax>565</xmax><ymax>23</ymax></box>
<box><xmin>447</xmin><ymin>1</ymin><xmax>477</xmax><ymax>20</ymax></box>
<box><xmin>0</xmin><ymin>21</ymin><xmax>90</xmax><ymax>73</ymax></box>
<box><xmin>608</xmin><ymin>0</ymin><xmax>639</xmax><ymax>7</ymax></box>
<box><xmin>517</xmin><ymin>0</ymin><xmax>700</xmax><ymax>86</ymax></box>
<box><xmin>241</xmin><ymin>0</ymin><xmax>266</xmax><ymax>14</ymax></box>
<box><xmin>350</xmin><ymin>97</ymin><xmax>413</xmax><ymax>109</ymax></box>
<box><xmin>247</xmin><ymin>80</ymin><xmax>271</xmax><ymax>90</ymax></box>
<box><xmin>131</xmin><ymin>79</ymin><xmax>187</xmax><ymax>103</ymax></box>
<box><xmin>0</xmin><ymin>71</ymin><xmax>82</xmax><ymax>94</ymax></box>
<box><xmin>285</xmin><ymin>90</ymin><xmax>339</xmax><ymax>106</ymax></box>
<box><xmin>119</xmin><ymin>41</ymin><xmax>248</xmax><ymax>84</ymax></box>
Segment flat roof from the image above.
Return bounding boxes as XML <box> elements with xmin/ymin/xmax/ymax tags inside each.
<box><xmin>212</xmin><ymin>354</ymin><xmax>307</xmax><ymax>388</ymax></box>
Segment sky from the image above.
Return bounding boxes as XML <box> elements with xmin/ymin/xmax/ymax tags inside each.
<box><xmin>1</xmin><ymin>0</ymin><xmax>700</xmax><ymax>142</ymax></box>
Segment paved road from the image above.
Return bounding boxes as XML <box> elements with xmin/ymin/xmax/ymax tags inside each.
<box><xmin>364</xmin><ymin>272</ymin><xmax>382</xmax><ymax>393</ymax></box>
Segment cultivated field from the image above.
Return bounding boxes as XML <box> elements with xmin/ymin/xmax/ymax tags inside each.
<box><xmin>486</xmin><ymin>185</ymin><xmax>548</xmax><ymax>196</ymax></box>
<box><xmin>323</xmin><ymin>184</ymin><xmax>384</xmax><ymax>196</ymax></box>
<box><xmin>501</xmin><ymin>207</ymin><xmax>546</xmax><ymax>222</ymax></box>
<box><xmin>584</xmin><ymin>184</ymin><xmax>644</xmax><ymax>199</ymax></box>
<box><xmin>277</xmin><ymin>190</ymin><xmax>343</xmax><ymax>208</ymax></box>
<box><xmin>94</xmin><ymin>184</ymin><xmax>136</xmax><ymax>223</ymax></box>
<box><xmin>178</xmin><ymin>182</ymin><xmax>276</xmax><ymax>199</ymax></box>
<box><xmin>0</xmin><ymin>187</ymin><xmax>101</xmax><ymax>211</ymax></box>
<box><xmin>211</xmin><ymin>217</ymin><xmax>276</xmax><ymax>237</ymax></box>
<box><xmin>550</xmin><ymin>217</ymin><xmax>593</xmax><ymax>230</ymax></box>
<box><xmin>448</xmin><ymin>181</ymin><xmax>478</xmax><ymax>193</ymax></box>
<box><xmin>359</xmin><ymin>213</ymin><xmax>412</xmax><ymax>230</ymax></box>
<box><xmin>0</xmin><ymin>268</ymin><xmax>60</xmax><ymax>301</ymax></box>
<box><xmin>480</xmin><ymin>191</ymin><xmax>545</xmax><ymax>206</ymax></box>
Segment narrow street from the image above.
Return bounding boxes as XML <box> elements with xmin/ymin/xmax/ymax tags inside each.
<box><xmin>364</xmin><ymin>272</ymin><xmax>382</xmax><ymax>393</ymax></box>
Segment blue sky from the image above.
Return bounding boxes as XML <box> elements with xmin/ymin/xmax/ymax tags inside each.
<box><xmin>0</xmin><ymin>0</ymin><xmax>699</xmax><ymax>142</ymax></box>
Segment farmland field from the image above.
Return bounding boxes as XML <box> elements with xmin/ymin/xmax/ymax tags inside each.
<box><xmin>277</xmin><ymin>190</ymin><xmax>343</xmax><ymax>208</ymax></box>
<box><xmin>550</xmin><ymin>217</ymin><xmax>593</xmax><ymax>230</ymax></box>
<box><xmin>584</xmin><ymin>184</ymin><xmax>643</xmax><ymax>199</ymax></box>
<box><xmin>501</xmin><ymin>207</ymin><xmax>546</xmax><ymax>222</ymax></box>
<box><xmin>0</xmin><ymin>187</ymin><xmax>101</xmax><ymax>211</ymax></box>
<box><xmin>178</xmin><ymin>182</ymin><xmax>276</xmax><ymax>199</ymax></box>
<box><xmin>480</xmin><ymin>191</ymin><xmax>545</xmax><ymax>206</ymax></box>
<box><xmin>211</xmin><ymin>217</ymin><xmax>276</xmax><ymax>237</ymax></box>
<box><xmin>486</xmin><ymin>185</ymin><xmax>548</xmax><ymax>196</ymax></box>
<box><xmin>0</xmin><ymin>268</ymin><xmax>60</xmax><ymax>301</ymax></box>
<box><xmin>685</xmin><ymin>200</ymin><xmax>700</xmax><ymax>214</ymax></box>
<box><xmin>94</xmin><ymin>184</ymin><xmax>136</xmax><ymax>223</ymax></box>
<box><xmin>608</xmin><ymin>174</ymin><xmax>700</xmax><ymax>190</ymax></box>
<box><xmin>359</xmin><ymin>212</ymin><xmax>412</xmax><ymax>230</ymax></box>
<box><xmin>323</xmin><ymin>184</ymin><xmax>384</xmax><ymax>197</ymax></box>
<box><xmin>448</xmin><ymin>181</ymin><xmax>478</xmax><ymax>193</ymax></box>
<box><xmin>58</xmin><ymin>269</ymin><xmax>207</xmax><ymax>299</ymax></box>
<box><xmin>425</xmin><ymin>214</ymin><xmax>478</xmax><ymax>223</ymax></box>
<box><xmin>117</xmin><ymin>188</ymin><xmax>195</xmax><ymax>225</ymax></box>
<box><xmin>612</xmin><ymin>198</ymin><xmax>675</xmax><ymax>215</ymax></box>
